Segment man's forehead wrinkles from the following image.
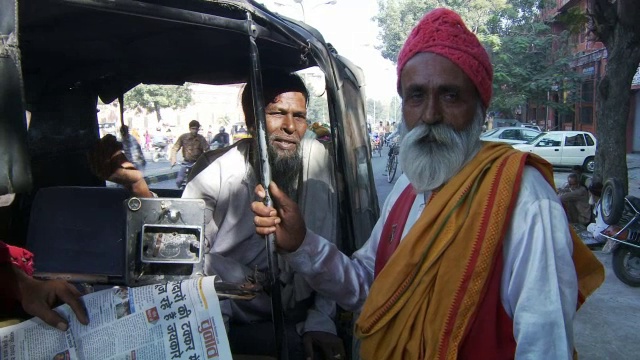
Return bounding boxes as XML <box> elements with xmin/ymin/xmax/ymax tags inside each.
<box><xmin>404</xmin><ymin>81</ymin><xmax>461</xmax><ymax>94</ymax></box>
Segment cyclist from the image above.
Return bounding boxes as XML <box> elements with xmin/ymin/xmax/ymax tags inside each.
<box><xmin>371</xmin><ymin>133</ymin><xmax>381</xmax><ymax>153</ymax></box>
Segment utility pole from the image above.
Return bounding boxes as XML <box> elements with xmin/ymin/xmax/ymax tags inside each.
<box><xmin>373</xmin><ymin>100</ymin><xmax>376</xmax><ymax>123</ymax></box>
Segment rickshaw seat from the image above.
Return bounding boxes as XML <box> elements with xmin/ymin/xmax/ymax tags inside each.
<box><xmin>26</xmin><ymin>186</ymin><xmax>129</xmax><ymax>278</ymax></box>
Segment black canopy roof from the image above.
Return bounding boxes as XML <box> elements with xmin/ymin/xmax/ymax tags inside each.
<box><xmin>18</xmin><ymin>0</ymin><xmax>328</xmax><ymax>104</ymax></box>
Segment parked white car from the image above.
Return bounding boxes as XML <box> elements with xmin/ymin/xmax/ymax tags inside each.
<box><xmin>512</xmin><ymin>131</ymin><xmax>596</xmax><ymax>172</ymax></box>
<box><xmin>480</xmin><ymin>127</ymin><xmax>541</xmax><ymax>144</ymax></box>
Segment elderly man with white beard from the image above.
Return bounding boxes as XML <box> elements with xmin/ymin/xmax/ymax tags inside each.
<box><xmin>252</xmin><ymin>8</ymin><xmax>605</xmax><ymax>359</ymax></box>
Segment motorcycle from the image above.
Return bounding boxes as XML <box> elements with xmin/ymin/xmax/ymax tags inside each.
<box><xmin>600</xmin><ymin>178</ymin><xmax>640</xmax><ymax>286</ymax></box>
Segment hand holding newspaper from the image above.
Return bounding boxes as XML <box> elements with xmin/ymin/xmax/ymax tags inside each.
<box><xmin>0</xmin><ymin>276</ymin><xmax>231</xmax><ymax>360</ymax></box>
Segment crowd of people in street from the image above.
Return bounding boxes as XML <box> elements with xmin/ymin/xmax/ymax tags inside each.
<box><xmin>3</xmin><ymin>7</ymin><xmax>630</xmax><ymax>360</ymax></box>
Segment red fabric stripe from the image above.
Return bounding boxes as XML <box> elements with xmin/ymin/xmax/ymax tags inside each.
<box><xmin>459</xmin><ymin>245</ymin><xmax>516</xmax><ymax>359</ymax></box>
<box><xmin>438</xmin><ymin>156</ymin><xmax>510</xmax><ymax>358</ymax></box>
<box><xmin>374</xmin><ymin>185</ymin><xmax>416</xmax><ymax>278</ymax></box>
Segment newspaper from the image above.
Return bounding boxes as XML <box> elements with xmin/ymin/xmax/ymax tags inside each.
<box><xmin>0</xmin><ymin>276</ymin><xmax>231</xmax><ymax>360</ymax></box>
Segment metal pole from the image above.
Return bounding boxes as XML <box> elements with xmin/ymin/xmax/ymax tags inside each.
<box><xmin>546</xmin><ymin>91</ymin><xmax>550</xmax><ymax>131</ymax></box>
<box><xmin>246</xmin><ymin>12</ymin><xmax>288</xmax><ymax>360</ymax></box>
<box><xmin>373</xmin><ymin>100</ymin><xmax>376</xmax><ymax>123</ymax></box>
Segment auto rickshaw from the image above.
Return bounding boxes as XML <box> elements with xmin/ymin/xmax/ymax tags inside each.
<box><xmin>1</xmin><ymin>0</ymin><xmax>379</xmax><ymax>358</ymax></box>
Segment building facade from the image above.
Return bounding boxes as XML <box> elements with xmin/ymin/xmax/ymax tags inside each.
<box><xmin>544</xmin><ymin>0</ymin><xmax>640</xmax><ymax>152</ymax></box>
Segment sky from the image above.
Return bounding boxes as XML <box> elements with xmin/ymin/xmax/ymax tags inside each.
<box><xmin>259</xmin><ymin>0</ymin><xmax>399</xmax><ymax>101</ymax></box>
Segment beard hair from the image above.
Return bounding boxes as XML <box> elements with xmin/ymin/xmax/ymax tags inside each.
<box><xmin>268</xmin><ymin>134</ymin><xmax>302</xmax><ymax>199</ymax></box>
<box><xmin>398</xmin><ymin>104</ymin><xmax>484</xmax><ymax>192</ymax></box>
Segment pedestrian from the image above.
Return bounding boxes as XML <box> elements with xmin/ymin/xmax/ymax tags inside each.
<box><xmin>169</xmin><ymin>120</ymin><xmax>209</xmax><ymax>188</ymax></box>
<box><xmin>558</xmin><ymin>173</ymin><xmax>591</xmax><ymax>225</ymax></box>
<box><xmin>252</xmin><ymin>8</ymin><xmax>604</xmax><ymax>359</ymax></box>
<box><xmin>119</xmin><ymin>125</ymin><xmax>146</xmax><ymax>169</ymax></box>
<box><xmin>207</xmin><ymin>125</ymin><xmax>213</xmax><ymax>143</ymax></box>
<box><xmin>144</xmin><ymin>130</ymin><xmax>151</xmax><ymax>151</ymax></box>
<box><xmin>572</xmin><ymin>165</ymin><xmax>589</xmax><ymax>187</ymax></box>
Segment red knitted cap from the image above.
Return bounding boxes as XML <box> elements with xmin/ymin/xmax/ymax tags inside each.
<box><xmin>397</xmin><ymin>8</ymin><xmax>493</xmax><ymax>108</ymax></box>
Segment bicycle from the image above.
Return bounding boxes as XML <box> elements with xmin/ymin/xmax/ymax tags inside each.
<box><xmin>371</xmin><ymin>137</ymin><xmax>382</xmax><ymax>157</ymax></box>
<box><xmin>386</xmin><ymin>143</ymin><xmax>399</xmax><ymax>183</ymax></box>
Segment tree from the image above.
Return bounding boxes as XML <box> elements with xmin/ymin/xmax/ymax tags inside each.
<box><xmin>490</xmin><ymin>3</ymin><xmax>581</xmax><ymax>121</ymax></box>
<box><xmin>124</xmin><ymin>84</ymin><xmax>193</xmax><ymax>123</ymax></box>
<box><xmin>218</xmin><ymin>115</ymin><xmax>231</xmax><ymax>127</ymax></box>
<box><xmin>375</xmin><ymin>1</ymin><xmax>582</xmax><ymax>123</ymax></box>
<box><xmin>588</xmin><ymin>0</ymin><xmax>640</xmax><ymax>193</ymax></box>
<box><xmin>374</xmin><ymin>0</ymin><xmax>509</xmax><ymax>62</ymax></box>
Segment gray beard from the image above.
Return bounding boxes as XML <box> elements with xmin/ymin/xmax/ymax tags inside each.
<box><xmin>268</xmin><ymin>137</ymin><xmax>302</xmax><ymax>200</ymax></box>
<box><xmin>398</xmin><ymin>105</ymin><xmax>484</xmax><ymax>192</ymax></box>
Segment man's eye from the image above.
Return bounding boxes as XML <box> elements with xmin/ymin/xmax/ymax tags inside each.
<box><xmin>443</xmin><ymin>92</ymin><xmax>459</xmax><ymax>101</ymax></box>
<box><xmin>408</xmin><ymin>92</ymin><xmax>423</xmax><ymax>101</ymax></box>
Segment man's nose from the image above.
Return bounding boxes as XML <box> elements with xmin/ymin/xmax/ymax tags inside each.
<box><xmin>281</xmin><ymin>114</ymin><xmax>295</xmax><ymax>134</ymax></box>
<box><xmin>421</xmin><ymin>97</ymin><xmax>442</xmax><ymax>125</ymax></box>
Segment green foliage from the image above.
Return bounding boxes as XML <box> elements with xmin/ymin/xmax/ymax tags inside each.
<box><xmin>218</xmin><ymin>115</ymin><xmax>231</xmax><ymax>126</ymax></box>
<box><xmin>374</xmin><ymin>0</ymin><xmax>431</xmax><ymax>62</ymax></box>
<box><xmin>374</xmin><ymin>0</ymin><xmax>509</xmax><ymax>62</ymax></box>
<box><xmin>489</xmin><ymin>1</ymin><xmax>582</xmax><ymax>118</ymax></box>
<box><xmin>374</xmin><ymin>0</ymin><xmax>580</xmax><ymax>118</ymax></box>
<box><xmin>553</xmin><ymin>5</ymin><xmax>588</xmax><ymax>35</ymax></box>
<box><xmin>124</xmin><ymin>84</ymin><xmax>193</xmax><ymax>122</ymax></box>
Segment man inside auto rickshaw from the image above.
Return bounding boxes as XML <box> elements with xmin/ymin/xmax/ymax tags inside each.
<box><xmin>90</xmin><ymin>71</ymin><xmax>343</xmax><ymax>359</ymax></box>
<box><xmin>252</xmin><ymin>8</ymin><xmax>604</xmax><ymax>359</ymax></box>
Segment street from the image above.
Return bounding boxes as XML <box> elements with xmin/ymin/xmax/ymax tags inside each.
<box><xmin>147</xmin><ymin>145</ymin><xmax>640</xmax><ymax>358</ymax></box>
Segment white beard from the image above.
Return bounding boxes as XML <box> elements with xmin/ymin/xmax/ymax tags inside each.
<box><xmin>398</xmin><ymin>106</ymin><xmax>484</xmax><ymax>192</ymax></box>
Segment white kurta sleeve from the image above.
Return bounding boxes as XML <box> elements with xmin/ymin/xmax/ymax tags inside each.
<box><xmin>283</xmin><ymin>227</ymin><xmax>378</xmax><ymax>312</ymax></box>
<box><xmin>282</xmin><ymin>175</ymin><xmax>412</xmax><ymax>312</ymax></box>
<box><xmin>501</xmin><ymin>166</ymin><xmax>578</xmax><ymax>360</ymax></box>
<box><xmin>301</xmin><ymin>294</ymin><xmax>338</xmax><ymax>334</ymax></box>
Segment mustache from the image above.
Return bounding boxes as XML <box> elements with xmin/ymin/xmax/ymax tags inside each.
<box><xmin>399</xmin><ymin>108</ymin><xmax>484</xmax><ymax>192</ymax></box>
<box><xmin>408</xmin><ymin>123</ymin><xmax>460</xmax><ymax>146</ymax></box>
<box><xmin>269</xmin><ymin>133</ymin><xmax>300</xmax><ymax>144</ymax></box>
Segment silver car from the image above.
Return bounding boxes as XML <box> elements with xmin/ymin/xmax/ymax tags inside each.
<box><xmin>480</xmin><ymin>127</ymin><xmax>542</xmax><ymax>144</ymax></box>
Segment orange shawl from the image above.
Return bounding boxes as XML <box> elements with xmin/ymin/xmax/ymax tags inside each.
<box><xmin>355</xmin><ymin>142</ymin><xmax>603</xmax><ymax>359</ymax></box>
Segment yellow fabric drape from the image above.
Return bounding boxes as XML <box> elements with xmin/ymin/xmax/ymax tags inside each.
<box><xmin>355</xmin><ymin>142</ymin><xmax>604</xmax><ymax>360</ymax></box>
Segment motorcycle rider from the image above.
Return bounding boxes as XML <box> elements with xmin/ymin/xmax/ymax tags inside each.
<box><xmin>151</xmin><ymin>129</ymin><xmax>169</xmax><ymax>161</ymax></box>
<box><xmin>211</xmin><ymin>126</ymin><xmax>230</xmax><ymax>149</ymax></box>
<box><xmin>170</xmin><ymin>120</ymin><xmax>209</xmax><ymax>189</ymax></box>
